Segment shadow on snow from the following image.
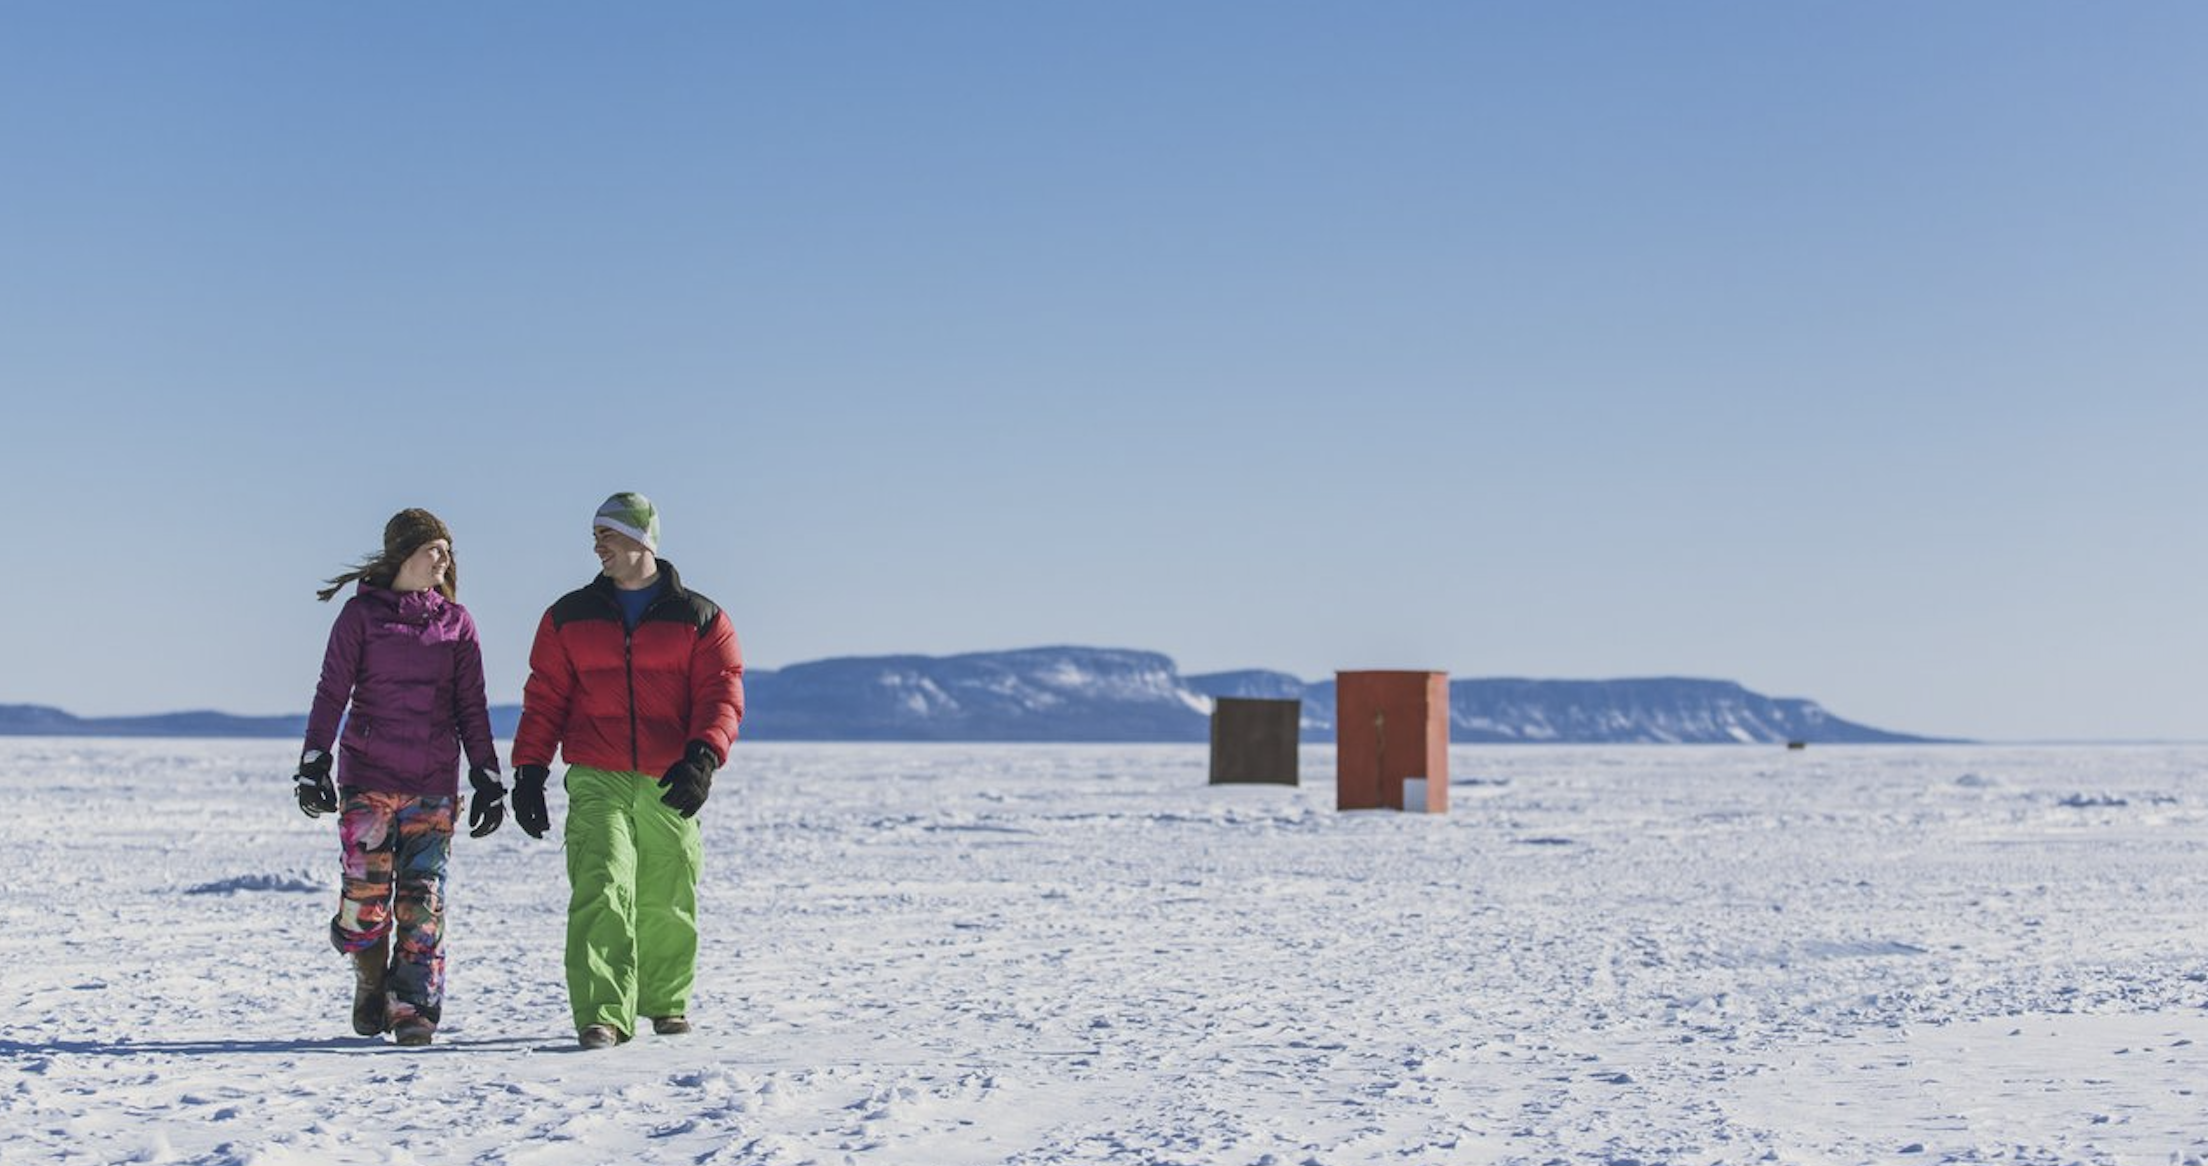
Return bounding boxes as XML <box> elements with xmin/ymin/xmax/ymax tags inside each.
<box><xmin>0</xmin><ymin>1034</ymin><xmax>557</xmax><ymax>1058</ymax></box>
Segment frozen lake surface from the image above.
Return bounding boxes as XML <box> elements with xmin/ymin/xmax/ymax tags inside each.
<box><xmin>2</xmin><ymin>740</ymin><xmax>2205</xmax><ymax>1165</ymax></box>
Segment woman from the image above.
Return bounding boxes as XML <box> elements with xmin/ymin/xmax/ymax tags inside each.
<box><xmin>293</xmin><ymin>508</ymin><xmax>506</xmax><ymax>1047</ymax></box>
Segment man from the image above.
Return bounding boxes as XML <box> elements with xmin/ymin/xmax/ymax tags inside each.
<box><xmin>510</xmin><ymin>492</ymin><xmax>745</xmax><ymax>1049</ymax></box>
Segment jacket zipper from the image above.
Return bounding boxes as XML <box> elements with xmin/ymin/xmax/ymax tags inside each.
<box><xmin>613</xmin><ymin>579</ymin><xmax>675</xmax><ymax>773</ymax></box>
<box><xmin>624</xmin><ymin>625</ymin><xmax>639</xmax><ymax>771</ymax></box>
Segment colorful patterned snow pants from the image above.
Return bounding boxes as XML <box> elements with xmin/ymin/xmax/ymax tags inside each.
<box><xmin>331</xmin><ymin>789</ymin><xmax>453</xmax><ymax>1026</ymax></box>
<box><xmin>564</xmin><ymin>765</ymin><xmax>704</xmax><ymax>1038</ymax></box>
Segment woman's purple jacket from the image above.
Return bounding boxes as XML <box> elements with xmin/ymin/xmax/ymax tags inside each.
<box><xmin>305</xmin><ymin>583</ymin><xmax>499</xmax><ymax>798</ymax></box>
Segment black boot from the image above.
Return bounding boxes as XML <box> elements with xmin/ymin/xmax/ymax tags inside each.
<box><xmin>350</xmin><ymin>934</ymin><xmax>390</xmax><ymax>1036</ymax></box>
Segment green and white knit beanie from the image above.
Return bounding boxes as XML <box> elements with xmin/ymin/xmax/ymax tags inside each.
<box><xmin>593</xmin><ymin>492</ymin><xmax>660</xmax><ymax>552</ymax></box>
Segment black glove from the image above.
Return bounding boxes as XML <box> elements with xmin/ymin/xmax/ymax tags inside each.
<box><xmin>467</xmin><ymin>765</ymin><xmax>506</xmax><ymax>838</ymax></box>
<box><xmin>512</xmin><ymin>764</ymin><xmax>551</xmax><ymax>839</ymax></box>
<box><xmin>295</xmin><ymin>750</ymin><xmax>338</xmax><ymax>818</ymax></box>
<box><xmin>657</xmin><ymin>740</ymin><xmax>719</xmax><ymax>818</ymax></box>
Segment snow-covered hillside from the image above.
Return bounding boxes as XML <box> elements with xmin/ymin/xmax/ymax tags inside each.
<box><xmin>743</xmin><ymin>650</ymin><xmax>1935</xmax><ymax>743</ymax></box>
<box><xmin>3</xmin><ymin>738</ymin><xmax>2203</xmax><ymax>1164</ymax></box>
<box><xmin>746</xmin><ymin>647</ymin><xmax>1209</xmax><ymax>741</ymax></box>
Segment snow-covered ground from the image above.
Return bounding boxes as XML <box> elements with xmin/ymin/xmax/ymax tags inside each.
<box><xmin>3</xmin><ymin>739</ymin><xmax>2206</xmax><ymax>1165</ymax></box>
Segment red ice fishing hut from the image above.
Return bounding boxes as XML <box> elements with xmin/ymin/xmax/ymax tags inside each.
<box><xmin>1335</xmin><ymin>670</ymin><xmax>1449</xmax><ymax>813</ymax></box>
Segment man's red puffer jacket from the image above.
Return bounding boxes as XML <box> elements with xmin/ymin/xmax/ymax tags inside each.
<box><xmin>513</xmin><ymin>559</ymin><xmax>744</xmax><ymax>774</ymax></box>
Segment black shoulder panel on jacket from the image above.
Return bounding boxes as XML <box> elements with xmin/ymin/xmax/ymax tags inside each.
<box><xmin>643</xmin><ymin>590</ymin><xmax>721</xmax><ymax>634</ymax></box>
<box><xmin>548</xmin><ymin>587</ymin><xmax>619</xmax><ymax>630</ymax></box>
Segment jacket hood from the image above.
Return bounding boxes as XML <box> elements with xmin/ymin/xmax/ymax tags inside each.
<box><xmin>357</xmin><ymin>581</ymin><xmax>449</xmax><ymax>625</ymax></box>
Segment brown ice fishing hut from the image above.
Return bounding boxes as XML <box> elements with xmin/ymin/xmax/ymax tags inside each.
<box><xmin>1208</xmin><ymin>697</ymin><xmax>1301</xmax><ymax>785</ymax></box>
<box><xmin>1335</xmin><ymin>670</ymin><xmax>1449</xmax><ymax>812</ymax></box>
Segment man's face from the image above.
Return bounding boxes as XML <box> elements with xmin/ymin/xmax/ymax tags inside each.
<box><xmin>593</xmin><ymin>525</ymin><xmax>652</xmax><ymax>579</ymax></box>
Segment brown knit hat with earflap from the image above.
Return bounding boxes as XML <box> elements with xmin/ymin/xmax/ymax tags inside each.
<box><xmin>318</xmin><ymin>508</ymin><xmax>458</xmax><ymax>602</ymax></box>
<box><xmin>382</xmin><ymin>508</ymin><xmax>453</xmax><ymax>563</ymax></box>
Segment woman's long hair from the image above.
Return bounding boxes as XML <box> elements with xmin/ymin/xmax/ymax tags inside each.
<box><xmin>317</xmin><ymin>508</ymin><xmax>458</xmax><ymax>602</ymax></box>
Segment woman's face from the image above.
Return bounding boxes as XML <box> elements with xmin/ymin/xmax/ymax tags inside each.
<box><xmin>392</xmin><ymin>538</ymin><xmax>452</xmax><ymax>593</ymax></box>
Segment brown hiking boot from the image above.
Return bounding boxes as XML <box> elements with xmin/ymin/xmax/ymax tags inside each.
<box><xmin>579</xmin><ymin>1024</ymin><xmax>622</xmax><ymax>1050</ymax></box>
<box><xmin>650</xmin><ymin>1016</ymin><xmax>692</xmax><ymax>1035</ymax></box>
<box><xmin>392</xmin><ymin>1015</ymin><xmax>436</xmax><ymax>1047</ymax></box>
<box><xmin>349</xmin><ymin>934</ymin><xmax>390</xmax><ymax>1036</ymax></box>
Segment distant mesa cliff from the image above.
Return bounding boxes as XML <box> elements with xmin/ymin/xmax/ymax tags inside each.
<box><xmin>742</xmin><ymin>648</ymin><xmax>1938</xmax><ymax>743</ymax></box>
<box><xmin>1186</xmin><ymin>671</ymin><xmax>1930</xmax><ymax>744</ymax></box>
<box><xmin>1</xmin><ymin>646</ymin><xmax>1940</xmax><ymax>744</ymax></box>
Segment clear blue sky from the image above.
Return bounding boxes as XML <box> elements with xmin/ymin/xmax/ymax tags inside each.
<box><xmin>3</xmin><ymin>3</ymin><xmax>2203</xmax><ymax>742</ymax></box>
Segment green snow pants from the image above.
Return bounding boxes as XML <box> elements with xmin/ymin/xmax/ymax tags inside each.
<box><xmin>563</xmin><ymin>765</ymin><xmax>704</xmax><ymax>1038</ymax></box>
